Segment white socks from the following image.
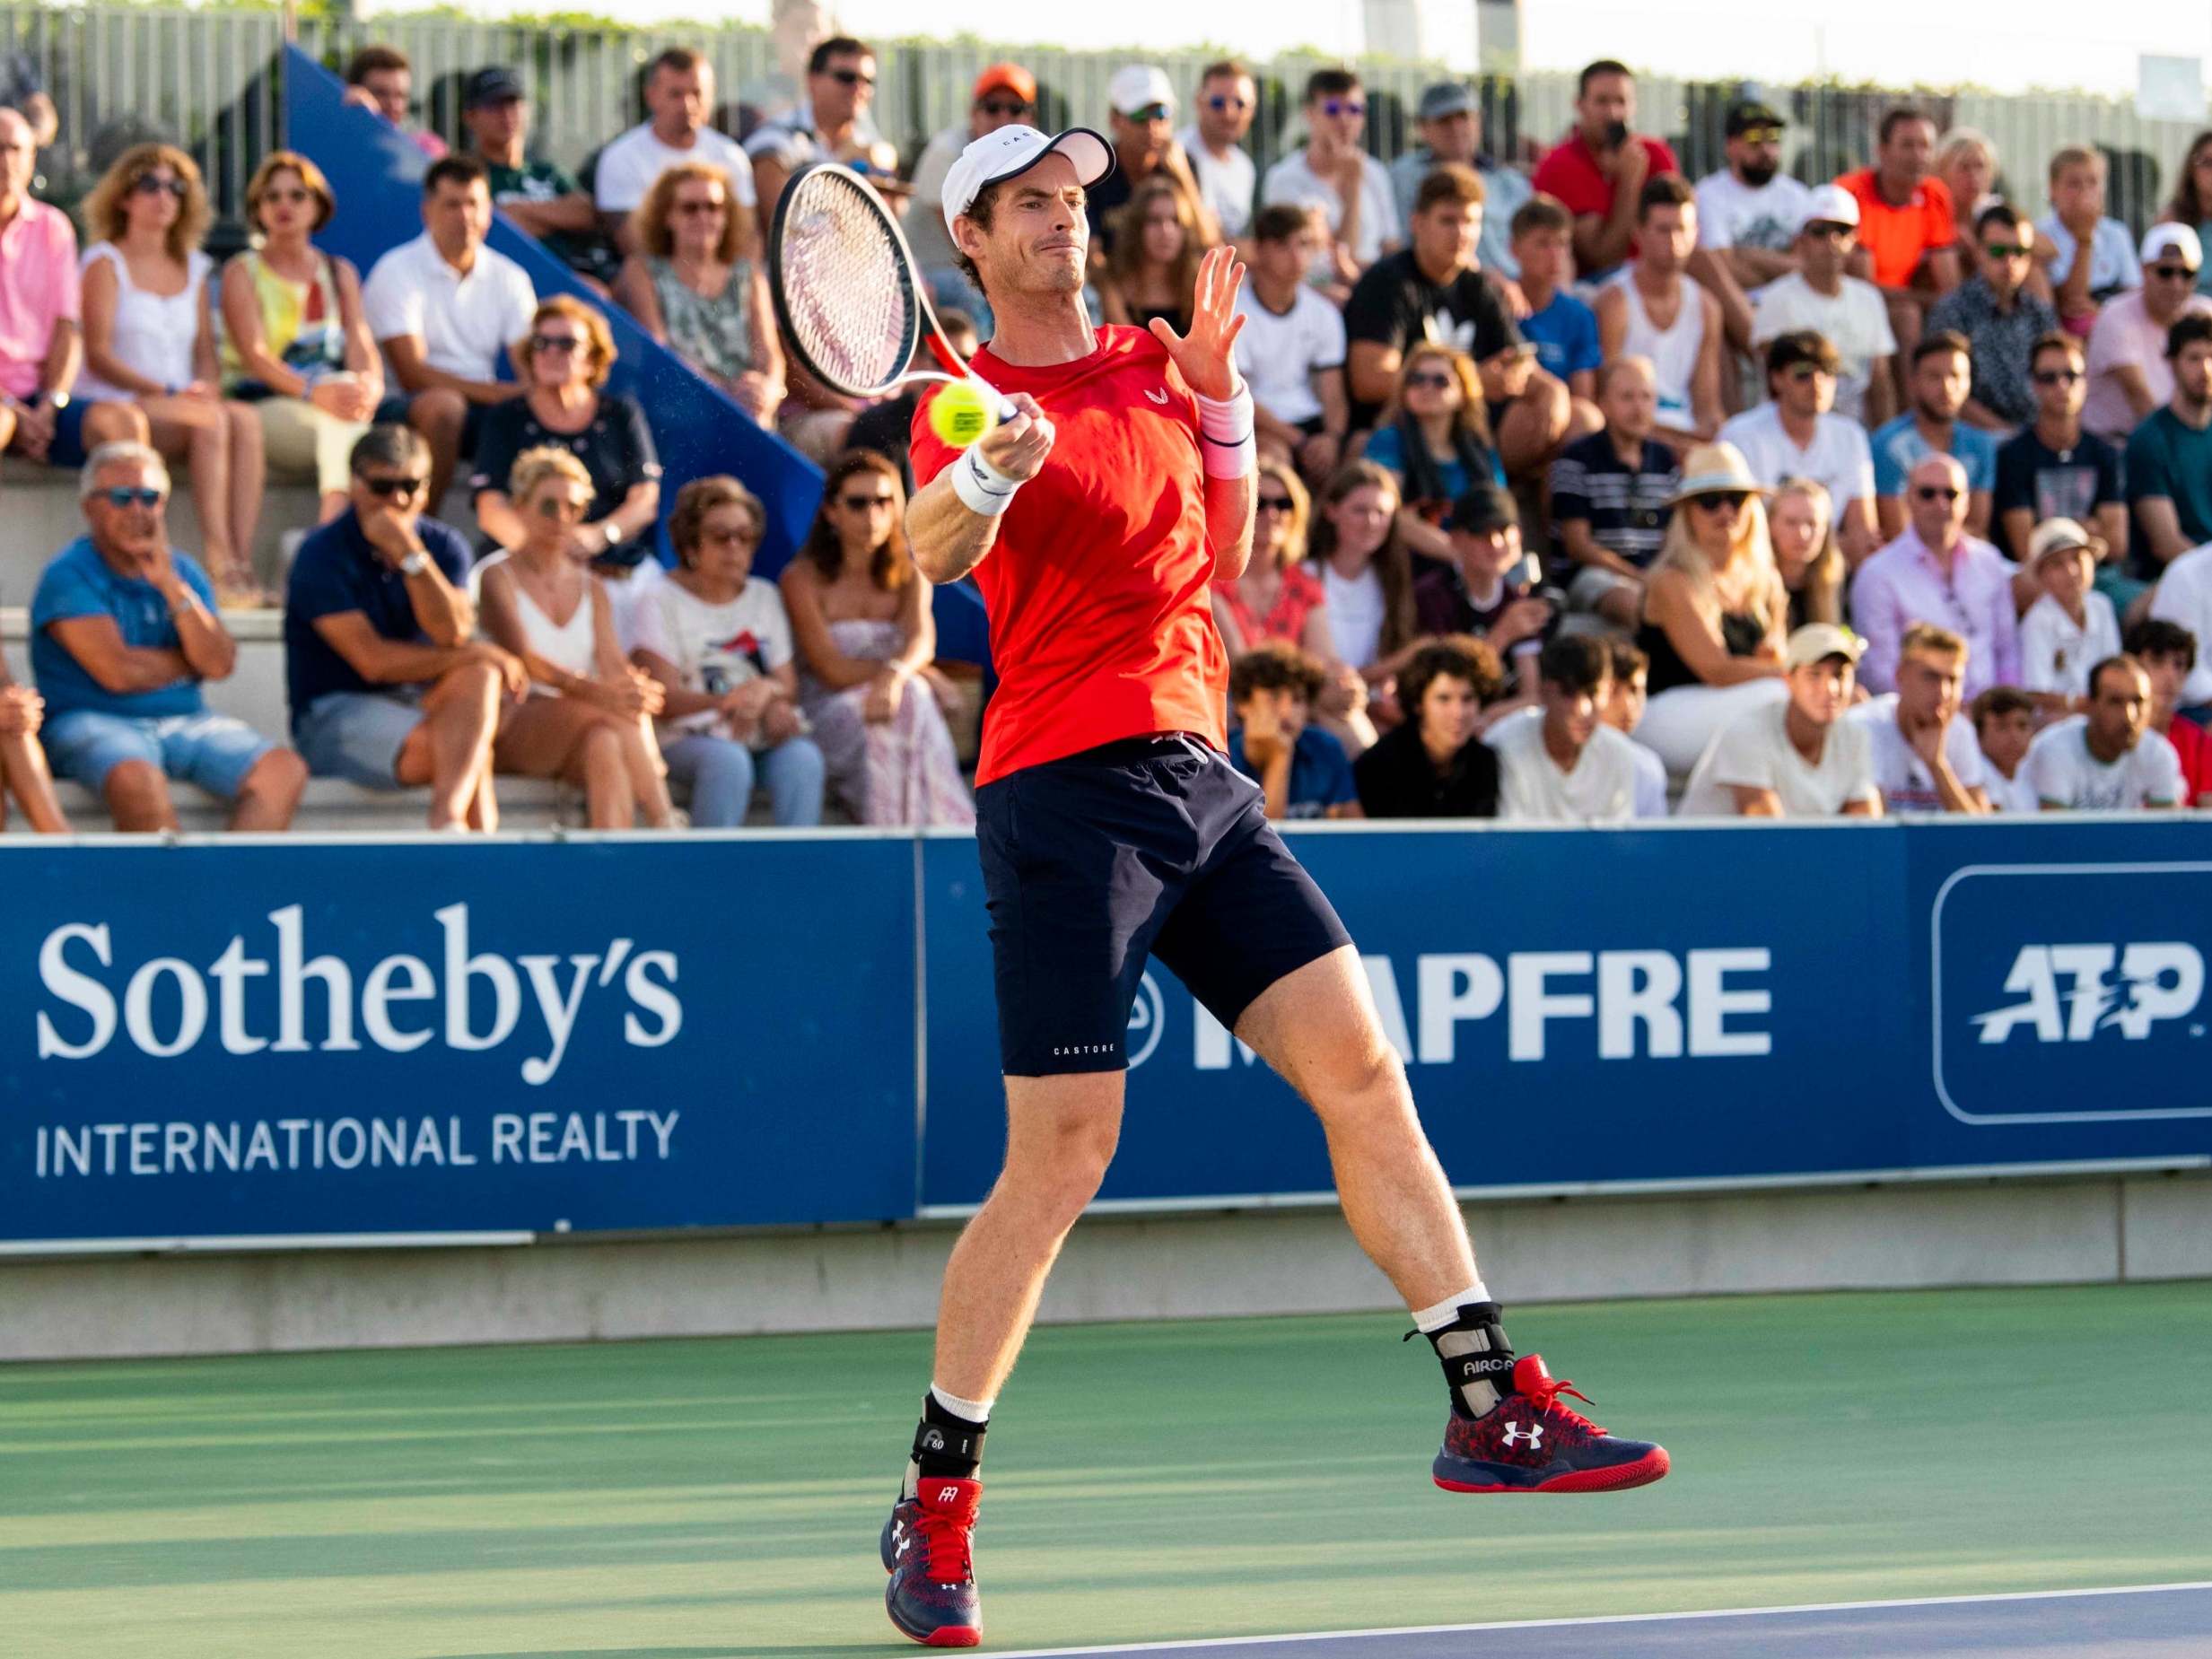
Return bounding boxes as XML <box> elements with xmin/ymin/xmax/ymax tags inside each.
<box><xmin>1412</xmin><ymin>1283</ymin><xmax>1493</xmax><ymax>1334</ymax></box>
<box><xmin>929</xmin><ymin>1383</ymin><xmax>993</xmax><ymax>1425</ymax></box>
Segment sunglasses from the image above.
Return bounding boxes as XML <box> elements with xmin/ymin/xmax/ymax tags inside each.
<box><xmin>1255</xmin><ymin>493</ymin><xmax>1294</xmax><ymax>512</ymax></box>
<box><xmin>1805</xmin><ymin>222</ymin><xmax>1855</xmax><ymax>240</ymax></box>
<box><xmin>2033</xmin><ymin>367</ymin><xmax>2083</xmax><ymax>386</ymax></box>
<box><xmin>535</xmin><ymin>496</ymin><xmax>587</xmax><ymax>520</ymax></box>
<box><xmin>1405</xmin><ymin>371</ymin><xmax>1455</xmax><ymax>389</ymax></box>
<box><xmin>1982</xmin><ymin>242</ymin><xmax>2030</xmax><ymax>260</ymax></box>
<box><xmin>1208</xmin><ymin>94</ymin><xmax>1252</xmax><ymax>111</ymax></box>
<box><xmin>2152</xmin><ymin>264</ymin><xmax>2201</xmax><ymax>282</ymax></box>
<box><xmin>359</xmin><ymin>474</ymin><xmax>428</xmax><ymax>498</ymax></box>
<box><xmin>1914</xmin><ymin>485</ymin><xmax>1961</xmax><ymax>502</ymax></box>
<box><xmin>673</xmin><ymin>197</ymin><xmax>727</xmax><ymax>216</ymax></box>
<box><xmin>100</xmin><ymin>485</ymin><xmax>164</xmax><ymax>508</ymax></box>
<box><xmin>1321</xmin><ymin>99</ymin><xmax>1367</xmax><ymax>118</ymax></box>
<box><xmin>826</xmin><ymin>67</ymin><xmax>875</xmax><ymax>87</ymax></box>
<box><xmin>133</xmin><ymin>174</ymin><xmax>188</xmax><ymax>199</ymax></box>
<box><xmin>1690</xmin><ymin>492</ymin><xmax>1746</xmax><ymax>514</ymax></box>
<box><xmin>840</xmin><ymin>493</ymin><xmax>896</xmax><ymax>511</ymax></box>
<box><xmin>530</xmin><ymin>334</ymin><xmax>586</xmax><ymax>355</ymax></box>
<box><xmin>1127</xmin><ymin>103</ymin><xmax>1171</xmax><ymax>123</ymax></box>
<box><xmin>700</xmin><ymin>525</ymin><xmax>758</xmax><ymax>546</ymax></box>
<box><xmin>976</xmin><ymin>99</ymin><xmax>1031</xmax><ymax>118</ymax></box>
<box><xmin>1737</xmin><ymin>126</ymin><xmax>1784</xmax><ymax>144</ymax></box>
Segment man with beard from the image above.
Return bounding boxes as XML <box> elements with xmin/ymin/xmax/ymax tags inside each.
<box><xmin>1869</xmin><ymin>331</ymin><xmax>1998</xmax><ymax>539</ymax></box>
<box><xmin>1692</xmin><ymin>100</ymin><xmax>1812</xmax><ymax>357</ymax></box>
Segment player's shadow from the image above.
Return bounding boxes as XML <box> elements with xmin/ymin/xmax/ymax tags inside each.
<box><xmin>431</xmin><ymin>1648</ymin><xmax>893</xmax><ymax>1658</ymax></box>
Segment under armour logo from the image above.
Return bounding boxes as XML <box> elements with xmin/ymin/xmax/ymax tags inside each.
<box><xmin>1500</xmin><ymin>1421</ymin><xmax>1543</xmax><ymax>1450</ymax></box>
<box><xmin>921</xmin><ymin>1428</ymin><xmax>946</xmax><ymax>1452</ymax></box>
<box><xmin>1145</xmin><ymin>388</ymin><xmax>1170</xmax><ymax>405</ymax></box>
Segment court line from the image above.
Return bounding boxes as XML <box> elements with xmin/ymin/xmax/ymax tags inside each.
<box><xmin>976</xmin><ymin>1581</ymin><xmax>2212</xmax><ymax>1657</ymax></box>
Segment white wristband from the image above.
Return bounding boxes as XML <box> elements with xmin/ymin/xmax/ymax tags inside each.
<box><xmin>1193</xmin><ymin>384</ymin><xmax>1256</xmax><ymax>479</ymax></box>
<box><xmin>949</xmin><ymin>444</ymin><xmax>1021</xmax><ymax>517</ymax></box>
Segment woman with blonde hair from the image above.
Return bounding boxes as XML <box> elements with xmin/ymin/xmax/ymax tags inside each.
<box><xmin>220</xmin><ymin>150</ymin><xmax>382</xmax><ymax>528</ymax></box>
<box><xmin>1098</xmin><ymin>176</ymin><xmax>1207</xmax><ymax>335</ymax></box>
<box><xmin>477</xmin><ymin>445</ymin><xmax>675</xmax><ymax>828</ymax></box>
<box><xmin>1212</xmin><ymin>458</ymin><xmax>1376</xmax><ymax>753</ymax></box>
<box><xmin>1632</xmin><ymin>441</ymin><xmax>1790</xmax><ymax>775</ymax></box>
<box><xmin>78</xmin><ymin>143</ymin><xmax>268</xmax><ymax>602</ymax></box>
<box><xmin>1360</xmin><ymin>344</ymin><xmax>1504</xmax><ymax>562</ymax></box>
<box><xmin>614</xmin><ymin>161</ymin><xmax>784</xmax><ymax>428</ymax></box>
<box><xmin>1769</xmin><ymin>475</ymin><xmax>1845</xmax><ymax>629</ymax></box>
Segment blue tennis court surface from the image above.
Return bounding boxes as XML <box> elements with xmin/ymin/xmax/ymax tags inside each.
<box><xmin>984</xmin><ymin>1583</ymin><xmax>2212</xmax><ymax>1658</ymax></box>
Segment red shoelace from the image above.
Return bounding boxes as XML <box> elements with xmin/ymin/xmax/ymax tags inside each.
<box><xmin>1518</xmin><ymin>1369</ymin><xmax>1606</xmax><ymax>1437</ymax></box>
<box><xmin>915</xmin><ymin>1505</ymin><xmax>974</xmax><ymax>1585</ymax></box>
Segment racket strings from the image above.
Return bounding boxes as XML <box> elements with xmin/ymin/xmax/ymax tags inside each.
<box><xmin>777</xmin><ymin>171</ymin><xmax>915</xmax><ymax>395</ymax></box>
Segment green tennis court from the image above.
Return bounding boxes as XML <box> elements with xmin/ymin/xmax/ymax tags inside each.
<box><xmin>4</xmin><ymin>1282</ymin><xmax>2207</xmax><ymax>1657</ymax></box>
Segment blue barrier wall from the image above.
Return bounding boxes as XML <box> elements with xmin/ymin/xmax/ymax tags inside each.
<box><xmin>4</xmin><ymin>821</ymin><xmax>2208</xmax><ymax>1249</ymax></box>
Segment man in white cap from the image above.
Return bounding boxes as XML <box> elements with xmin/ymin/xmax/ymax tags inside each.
<box><xmin>1679</xmin><ymin>622</ymin><xmax>1881</xmax><ymax>816</ymax></box>
<box><xmin>1750</xmin><ymin>184</ymin><xmax>1898</xmax><ymax>425</ymax></box>
<box><xmin>1083</xmin><ymin>63</ymin><xmax>1219</xmax><ymax>258</ymax></box>
<box><xmin>880</xmin><ymin>119</ymin><xmax>1668</xmax><ymax>1649</ymax></box>
<box><xmin>2084</xmin><ymin>223</ymin><xmax>2212</xmax><ymax>446</ymax></box>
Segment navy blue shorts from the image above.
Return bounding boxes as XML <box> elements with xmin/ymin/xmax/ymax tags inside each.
<box><xmin>975</xmin><ymin>733</ymin><xmax>1354</xmax><ymax>1077</ymax></box>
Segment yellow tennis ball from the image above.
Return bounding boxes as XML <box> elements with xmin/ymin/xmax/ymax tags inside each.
<box><xmin>930</xmin><ymin>380</ymin><xmax>998</xmax><ymax>447</ymax></box>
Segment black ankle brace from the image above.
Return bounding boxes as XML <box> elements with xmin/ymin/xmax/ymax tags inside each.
<box><xmin>1406</xmin><ymin>1301</ymin><xmax>1516</xmax><ymax>1419</ymax></box>
<box><xmin>913</xmin><ymin>1394</ymin><xmax>987</xmax><ymax>1479</ymax></box>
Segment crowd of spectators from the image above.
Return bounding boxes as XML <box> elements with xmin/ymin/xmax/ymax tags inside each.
<box><xmin>4</xmin><ymin>40</ymin><xmax>2212</xmax><ymax>836</ymax></box>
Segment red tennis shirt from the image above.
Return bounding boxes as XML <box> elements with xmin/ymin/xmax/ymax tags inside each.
<box><xmin>911</xmin><ymin>325</ymin><xmax>1228</xmax><ymax>787</ymax></box>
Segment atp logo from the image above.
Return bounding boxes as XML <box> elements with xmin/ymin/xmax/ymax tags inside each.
<box><xmin>1500</xmin><ymin>1422</ymin><xmax>1544</xmax><ymax>1450</ymax></box>
<box><xmin>1970</xmin><ymin>943</ymin><xmax>2204</xmax><ymax>1044</ymax></box>
<box><xmin>1125</xmin><ymin>970</ymin><xmax>1166</xmax><ymax>1069</ymax></box>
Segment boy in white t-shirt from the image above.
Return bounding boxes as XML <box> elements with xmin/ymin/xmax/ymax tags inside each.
<box><xmin>1234</xmin><ymin>204</ymin><xmax>1350</xmax><ymax>480</ymax></box>
<box><xmin>2025</xmin><ymin>653</ymin><xmax>2184</xmax><ymax>809</ymax></box>
<box><xmin>1259</xmin><ymin>66</ymin><xmax>1401</xmax><ymax>283</ymax></box>
<box><xmin>1970</xmin><ymin>685</ymin><xmax>2042</xmax><ymax>812</ymax></box>
<box><xmin>1489</xmin><ymin>635</ymin><xmax>1641</xmax><ymax>823</ymax></box>
<box><xmin>1679</xmin><ymin>624</ymin><xmax>1881</xmax><ymax>817</ymax></box>
<box><xmin>2018</xmin><ymin>517</ymin><xmax>2120</xmax><ymax>703</ymax></box>
<box><xmin>1600</xmin><ymin>637</ymin><xmax>1669</xmax><ymax>816</ymax></box>
<box><xmin>1848</xmin><ymin>622</ymin><xmax>1990</xmax><ymax>812</ymax></box>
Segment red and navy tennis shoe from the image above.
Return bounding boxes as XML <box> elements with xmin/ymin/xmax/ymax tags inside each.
<box><xmin>1432</xmin><ymin>1354</ymin><xmax>1670</xmax><ymax>1493</ymax></box>
<box><xmin>883</xmin><ymin>1476</ymin><xmax>983</xmax><ymax>1646</ymax></box>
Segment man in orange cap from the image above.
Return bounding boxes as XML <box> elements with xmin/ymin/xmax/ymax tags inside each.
<box><xmin>909</xmin><ymin>63</ymin><xmax>1039</xmax><ymax>315</ymax></box>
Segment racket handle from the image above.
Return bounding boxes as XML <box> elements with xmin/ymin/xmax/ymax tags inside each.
<box><xmin>974</xmin><ymin>375</ymin><xmax>1019</xmax><ymax>424</ymax></box>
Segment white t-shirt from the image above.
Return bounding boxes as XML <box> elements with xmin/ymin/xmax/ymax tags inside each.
<box><xmin>1749</xmin><ymin>271</ymin><xmax>1897</xmax><ymax>424</ymax></box>
<box><xmin>2019</xmin><ymin>590</ymin><xmax>2121</xmax><ymax>699</ymax></box>
<box><xmin>1629</xmin><ymin>738</ymin><xmax>1669</xmax><ymax>817</ymax></box>
<box><xmin>1849</xmin><ymin>695</ymin><xmax>1989</xmax><ymax>811</ymax></box>
<box><xmin>1983</xmin><ymin>758</ymin><xmax>2041</xmax><ymax>814</ymax></box>
<box><xmin>592</xmin><ymin>121</ymin><xmax>760</xmax><ymax>214</ymax></box>
<box><xmin>2025</xmin><ymin>716</ymin><xmax>2184</xmax><ymax>809</ymax></box>
<box><xmin>1233</xmin><ymin>284</ymin><xmax>1345</xmax><ymax>427</ymax></box>
<box><xmin>1177</xmin><ymin>125</ymin><xmax>1256</xmax><ymax>240</ymax></box>
<box><xmin>362</xmin><ymin>233</ymin><xmax>538</xmax><ymax>381</ymax></box>
<box><xmin>629</xmin><ymin>576</ymin><xmax>794</xmax><ymax>740</ymax></box>
<box><xmin>1262</xmin><ymin>147</ymin><xmax>1402</xmax><ymax>270</ymax></box>
<box><xmin>1694</xmin><ymin>169</ymin><xmax>1814</xmax><ymax>257</ymax></box>
<box><xmin>1718</xmin><ymin>403</ymin><xmax>1875</xmax><ymax>516</ymax></box>
<box><xmin>1324</xmin><ymin>563</ymin><xmax>1386</xmax><ymax>668</ymax></box>
<box><xmin>1487</xmin><ymin>706</ymin><xmax>1641</xmax><ymax>823</ymax></box>
<box><xmin>1678</xmin><ymin>699</ymin><xmax>1878</xmax><ymax>817</ymax></box>
<box><xmin>2147</xmin><ymin>542</ymin><xmax>2212</xmax><ymax>707</ymax></box>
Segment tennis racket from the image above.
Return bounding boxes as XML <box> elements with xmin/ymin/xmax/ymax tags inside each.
<box><xmin>767</xmin><ymin>162</ymin><xmax>1017</xmax><ymax>421</ymax></box>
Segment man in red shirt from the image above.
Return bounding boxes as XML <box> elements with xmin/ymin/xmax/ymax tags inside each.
<box><xmin>1837</xmin><ymin>109</ymin><xmax>1962</xmax><ymax>397</ymax></box>
<box><xmin>1529</xmin><ymin>57</ymin><xmax>1681</xmax><ymax>283</ymax></box>
<box><xmin>886</xmin><ymin>123</ymin><xmax>1667</xmax><ymax>1648</ymax></box>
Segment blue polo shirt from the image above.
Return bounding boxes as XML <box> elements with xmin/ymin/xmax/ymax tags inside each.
<box><xmin>284</xmin><ymin>508</ymin><xmax>473</xmax><ymax>727</ymax></box>
<box><xmin>1519</xmin><ymin>289</ymin><xmax>1602</xmax><ymax>385</ymax></box>
<box><xmin>31</xmin><ymin>537</ymin><xmax>217</xmax><ymax>720</ymax></box>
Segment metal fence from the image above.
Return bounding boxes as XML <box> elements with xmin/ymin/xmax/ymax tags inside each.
<box><xmin>4</xmin><ymin>4</ymin><xmax>2207</xmax><ymax>234</ymax></box>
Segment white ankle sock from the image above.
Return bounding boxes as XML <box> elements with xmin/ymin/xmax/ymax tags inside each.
<box><xmin>1412</xmin><ymin>1282</ymin><xmax>1493</xmax><ymax>1333</ymax></box>
<box><xmin>929</xmin><ymin>1383</ymin><xmax>994</xmax><ymax>1425</ymax></box>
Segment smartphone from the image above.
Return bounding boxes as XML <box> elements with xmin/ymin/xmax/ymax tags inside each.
<box><xmin>1603</xmin><ymin>119</ymin><xmax>1630</xmax><ymax>150</ymax></box>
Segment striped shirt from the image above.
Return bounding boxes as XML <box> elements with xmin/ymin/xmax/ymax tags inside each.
<box><xmin>1549</xmin><ymin>432</ymin><xmax>1681</xmax><ymax>569</ymax></box>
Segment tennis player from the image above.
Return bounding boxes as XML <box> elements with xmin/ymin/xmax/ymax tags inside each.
<box><xmin>883</xmin><ymin>124</ymin><xmax>1668</xmax><ymax>1648</ymax></box>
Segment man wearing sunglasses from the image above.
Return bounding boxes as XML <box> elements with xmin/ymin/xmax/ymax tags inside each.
<box><xmin>1926</xmin><ymin>202</ymin><xmax>2059</xmax><ymax>429</ymax></box>
<box><xmin>1261</xmin><ymin>65</ymin><xmax>1400</xmax><ymax>287</ymax></box>
<box><xmin>1994</xmin><ymin>333</ymin><xmax>2128</xmax><ymax>573</ymax></box>
<box><xmin>1852</xmin><ymin>450</ymin><xmax>2020</xmax><ymax>701</ymax></box>
<box><xmin>1691</xmin><ymin>101</ymin><xmax>1812</xmax><ymax>361</ymax></box>
<box><xmin>1749</xmin><ymin>188</ymin><xmax>1897</xmax><ymax>426</ymax></box>
<box><xmin>2084</xmin><ymin>223</ymin><xmax>2212</xmax><ymax>446</ymax></box>
<box><xmin>1177</xmin><ymin>59</ymin><xmax>1259</xmax><ymax>242</ymax></box>
<box><xmin>910</xmin><ymin>64</ymin><xmax>1037</xmax><ymax>311</ymax></box>
<box><xmin>746</xmin><ymin>35</ymin><xmax>900</xmax><ymax>223</ymax></box>
<box><xmin>285</xmin><ymin>424</ymin><xmax>527</xmax><ymax>830</ymax></box>
<box><xmin>30</xmin><ymin>442</ymin><xmax>304</xmax><ymax>833</ymax></box>
<box><xmin>1086</xmin><ymin>64</ymin><xmax>1220</xmax><ymax>262</ymax></box>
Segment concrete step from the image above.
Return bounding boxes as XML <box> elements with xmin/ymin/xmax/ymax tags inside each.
<box><xmin>46</xmin><ymin>773</ymin><xmax>578</xmax><ymax>834</ymax></box>
<box><xmin>5</xmin><ymin>604</ymin><xmax>287</xmax><ymax>739</ymax></box>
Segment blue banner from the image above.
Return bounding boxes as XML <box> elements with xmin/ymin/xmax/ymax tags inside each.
<box><xmin>0</xmin><ymin>838</ymin><xmax>916</xmax><ymax>1244</ymax></box>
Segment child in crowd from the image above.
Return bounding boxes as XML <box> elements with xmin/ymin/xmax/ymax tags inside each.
<box><xmin>1969</xmin><ymin>685</ymin><xmax>2040</xmax><ymax>812</ymax></box>
<box><xmin>2018</xmin><ymin>518</ymin><xmax>2120</xmax><ymax>705</ymax></box>
<box><xmin>1228</xmin><ymin>641</ymin><xmax>1362</xmax><ymax>821</ymax></box>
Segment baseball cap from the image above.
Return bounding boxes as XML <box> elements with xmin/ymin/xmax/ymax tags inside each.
<box><xmin>1784</xmin><ymin>623</ymin><xmax>1864</xmax><ymax>671</ymax></box>
<box><xmin>940</xmin><ymin>124</ymin><xmax>1115</xmax><ymax>240</ymax></box>
<box><xmin>1725</xmin><ymin>100</ymin><xmax>1785</xmax><ymax>138</ymax></box>
<box><xmin>1417</xmin><ymin>82</ymin><xmax>1476</xmax><ymax>123</ymax></box>
<box><xmin>972</xmin><ymin>63</ymin><xmax>1036</xmax><ymax>108</ymax></box>
<box><xmin>1445</xmin><ymin>482</ymin><xmax>1518</xmax><ymax>536</ymax></box>
<box><xmin>1798</xmin><ymin>183</ymin><xmax>1860</xmax><ymax>232</ymax></box>
<box><xmin>2028</xmin><ymin>517</ymin><xmax>2098</xmax><ymax>563</ymax></box>
<box><xmin>2142</xmin><ymin>223</ymin><xmax>2203</xmax><ymax>267</ymax></box>
<box><xmin>464</xmin><ymin>65</ymin><xmax>525</xmax><ymax>109</ymax></box>
<box><xmin>1108</xmin><ymin>65</ymin><xmax>1176</xmax><ymax>119</ymax></box>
